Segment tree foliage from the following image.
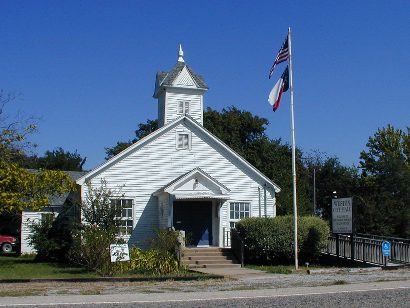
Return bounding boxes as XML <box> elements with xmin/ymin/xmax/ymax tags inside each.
<box><xmin>358</xmin><ymin>125</ymin><xmax>410</xmax><ymax>237</ymax></box>
<box><xmin>69</xmin><ymin>180</ymin><xmax>125</xmax><ymax>275</ymax></box>
<box><xmin>81</xmin><ymin>180</ymin><xmax>123</xmax><ymax>232</ymax></box>
<box><xmin>0</xmin><ymin>91</ymin><xmax>75</xmax><ymax>213</ymax></box>
<box><xmin>0</xmin><ymin>163</ymin><xmax>75</xmax><ymax>213</ymax></box>
<box><xmin>303</xmin><ymin>154</ymin><xmax>358</xmax><ymax>221</ymax></box>
<box><xmin>203</xmin><ymin>106</ymin><xmax>268</xmax><ymax>158</ymax></box>
<box><xmin>24</xmin><ymin>147</ymin><xmax>86</xmax><ymax>171</ymax></box>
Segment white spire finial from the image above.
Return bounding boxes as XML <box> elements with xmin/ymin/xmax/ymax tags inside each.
<box><xmin>178</xmin><ymin>44</ymin><xmax>184</xmax><ymax>63</ymax></box>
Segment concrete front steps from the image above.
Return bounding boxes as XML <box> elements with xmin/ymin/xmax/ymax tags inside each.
<box><xmin>181</xmin><ymin>247</ymin><xmax>241</xmax><ymax>269</ymax></box>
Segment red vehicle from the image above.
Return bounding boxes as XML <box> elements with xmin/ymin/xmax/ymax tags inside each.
<box><xmin>0</xmin><ymin>235</ymin><xmax>17</xmax><ymax>253</ymax></box>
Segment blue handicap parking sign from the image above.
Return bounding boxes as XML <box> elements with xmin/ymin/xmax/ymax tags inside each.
<box><xmin>382</xmin><ymin>241</ymin><xmax>391</xmax><ymax>257</ymax></box>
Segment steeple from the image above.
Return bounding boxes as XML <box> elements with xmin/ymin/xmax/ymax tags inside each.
<box><xmin>154</xmin><ymin>45</ymin><xmax>209</xmax><ymax>128</ymax></box>
<box><xmin>178</xmin><ymin>44</ymin><xmax>184</xmax><ymax>63</ymax></box>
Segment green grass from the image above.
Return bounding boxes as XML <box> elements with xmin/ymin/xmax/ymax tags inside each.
<box><xmin>0</xmin><ymin>255</ymin><xmax>99</xmax><ymax>279</ymax></box>
<box><xmin>245</xmin><ymin>263</ymin><xmax>345</xmax><ymax>274</ymax></box>
<box><xmin>245</xmin><ymin>264</ymin><xmax>294</xmax><ymax>274</ymax></box>
<box><xmin>0</xmin><ymin>255</ymin><xmax>221</xmax><ymax>280</ymax></box>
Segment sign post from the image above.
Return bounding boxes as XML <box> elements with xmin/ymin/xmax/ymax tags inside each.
<box><xmin>332</xmin><ymin>197</ymin><xmax>354</xmax><ymax>263</ymax></box>
<box><xmin>382</xmin><ymin>241</ymin><xmax>391</xmax><ymax>266</ymax></box>
<box><xmin>332</xmin><ymin>198</ymin><xmax>353</xmax><ymax>234</ymax></box>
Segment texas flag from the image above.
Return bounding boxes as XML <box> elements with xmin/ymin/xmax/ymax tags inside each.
<box><xmin>268</xmin><ymin>66</ymin><xmax>289</xmax><ymax>112</ymax></box>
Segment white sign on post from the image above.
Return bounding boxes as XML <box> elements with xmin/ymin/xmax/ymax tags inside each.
<box><xmin>110</xmin><ymin>244</ymin><xmax>130</xmax><ymax>262</ymax></box>
<box><xmin>332</xmin><ymin>197</ymin><xmax>353</xmax><ymax>234</ymax></box>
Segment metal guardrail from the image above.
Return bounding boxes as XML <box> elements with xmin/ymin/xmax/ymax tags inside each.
<box><xmin>324</xmin><ymin>234</ymin><xmax>410</xmax><ymax>266</ymax></box>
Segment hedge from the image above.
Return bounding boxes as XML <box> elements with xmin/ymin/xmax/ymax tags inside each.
<box><xmin>235</xmin><ymin>215</ymin><xmax>330</xmax><ymax>264</ymax></box>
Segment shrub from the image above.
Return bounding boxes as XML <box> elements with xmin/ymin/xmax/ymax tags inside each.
<box><xmin>145</xmin><ymin>228</ymin><xmax>180</xmax><ymax>254</ymax></box>
<box><xmin>27</xmin><ymin>214</ymin><xmax>75</xmax><ymax>262</ymax></box>
<box><xmin>68</xmin><ymin>227</ymin><xmax>182</xmax><ymax>276</ymax></box>
<box><xmin>129</xmin><ymin>228</ymin><xmax>181</xmax><ymax>274</ymax></box>
<box><xmin>128</xmin><ymin>247</ymin><xmax>180</xmax><ymax>275</ymax></box>
<box><xmin>235</xmin><ymin>215</ymin><xmax>330</xmax><ymax>264</ymax></box>
<box><xmin>68</xmin><ymin>225</ymin><xmax>123</xmax><ymax>276</ymax></box>
<box><xmin>27</xmin><ymin>215</ymin><xmax>56</xmax><ymax>261</ymax></box>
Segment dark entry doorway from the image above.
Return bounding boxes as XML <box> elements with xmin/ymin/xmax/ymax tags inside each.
<box><xmin>173</xmin><ymin>201</ymin><xmax>212</xmax><ymax>246</ymax></box>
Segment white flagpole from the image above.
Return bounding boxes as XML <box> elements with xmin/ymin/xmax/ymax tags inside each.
<box><xmin>288</xmin><ymin>27</ymin><xmax>299</xmax><ymax>270</ymax></box>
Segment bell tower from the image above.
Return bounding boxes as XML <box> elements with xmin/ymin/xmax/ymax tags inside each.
<box><xmin>153</xmin><ymin>45</ymin><xmax>208</xmax><ymax>128</ymax></box>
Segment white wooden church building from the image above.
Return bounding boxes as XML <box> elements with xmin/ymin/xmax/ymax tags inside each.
<box><xmin>77</xmin><ymin>46</ymin><xmax>280</xmax><ymax>247</ymax></box>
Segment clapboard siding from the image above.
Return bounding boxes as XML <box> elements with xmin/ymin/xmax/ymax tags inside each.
<box><xmin>164</xmin><ymin>89</ymin><xmax>202</xmax><ymax>125</ymax></box>
<box><xmin>82</xmin><ymin>119</ymin><xmax>276</xmax><ymax>247</ymax></box>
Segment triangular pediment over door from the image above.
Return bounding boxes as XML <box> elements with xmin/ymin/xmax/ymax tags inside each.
<box><xmin>154</xmin><ymin>167</ymin><xmax>230</xmax><ymax>200</ymax></box>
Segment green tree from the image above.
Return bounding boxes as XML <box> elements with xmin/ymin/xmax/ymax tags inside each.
<box><xmin>69</xmin><ymin>180</ymin><xmax>124</xmax><ymax>274</ymax></box>
<box><xmin>358</xmin><ymin>125</ymin><xmax>410</xmax><ymax>237</ymax></box>
<box><xmin>304</xmin><ymin>154</ymin><xmax>358</xmax><ymax>221</ymax></box>
<box><xmin>203</xmin><ymin>106</ymin><xmax>269</xmax><ymax>158</ymax></box>
<box><xmin>0</xmin><ymin>91</ymin><xmax>75</xmax><ymax>213</ymax></box>
<box><xmin>81</xmin><ymin>180</ymin><xmax>123</xmax><ymax>231</ymax></box>
<box><xmin>25</xmin><ymin>147</ymin><xmax>86</xmax><ymax>171</ymax></box>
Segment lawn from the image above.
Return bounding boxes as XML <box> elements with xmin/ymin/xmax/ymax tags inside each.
<box><xmin>0</xmin><ymin>255</ymin><xmax>220</xmax><ymax>280</ymax></box>
<box><xmin>0</xmin><ymin>255</ymin><xmax>99</xmax><ymax>279</ymax></box>
<box><xmin>245</xmin><ymin>264</ymin><xmax>295</xmax><ymax>274</ymax></box>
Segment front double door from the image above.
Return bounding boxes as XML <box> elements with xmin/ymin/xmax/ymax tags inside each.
<box><xmin>173</xmin><ymin>201</ymin><xmax>213</xmax><ymax>246</ymax></box>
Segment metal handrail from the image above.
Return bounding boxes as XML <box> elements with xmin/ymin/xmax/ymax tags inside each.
<box><xmin>356</xmin><ymin>233</ymin><xmax>410</xmax><ymax>244</ymax></box>
<box><xmin>231</xmin><ymin>228</ymin><xmax>244</xmax><ymax>267</ymax></box>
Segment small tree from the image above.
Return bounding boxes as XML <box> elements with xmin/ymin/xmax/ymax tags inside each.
<box><xmin>69</xmin><ymin>180</ymin><xmax>124</xmax><ymax>275</ymax></box>
<box><xmin>81</xmin><ymin>179</ymin><xmax>123</xmax><ymax>231</ymax></box>
<box><xmin>27</xmin><ymin>212</ymin><xmax>77</xmax><ymax>262</ymax></box>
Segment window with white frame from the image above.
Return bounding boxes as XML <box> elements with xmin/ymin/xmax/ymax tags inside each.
<box><xmin>111</xmin><ymin>199</ymin><xmax>133</xmax><ymax>236</ymax></box>
<box><xmin>176</xmin><ymin>132</ymin><xmax>190</xmax><ymax>150</ymax></box>
<box><xmin>229</xmin><ymin>202</ymin><xmax>250</xmax><ymax>229</ymax></box>
<box><xmin>178</xmin><ymin>101</ymin><xmax>190</xmax><ymax>115</ymax></box>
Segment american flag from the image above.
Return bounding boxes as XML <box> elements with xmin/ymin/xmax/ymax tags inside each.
<box><xmin>268</xmin><ymin>35</ymin><xmax>289</xmax><ymax>79</ymax></box>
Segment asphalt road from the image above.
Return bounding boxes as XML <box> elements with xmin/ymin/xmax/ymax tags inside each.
<box><xmin>1</xmin><ymin>280</ymin><xmax>409</xmax><ymax>308</ymax></box>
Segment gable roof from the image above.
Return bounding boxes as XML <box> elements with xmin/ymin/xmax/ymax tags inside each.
<box><xmin>153</xmin><ymin>167</ymin><xmax>230</xmax><ymax>197</ymax></box>
<box><xmin>76</xmin><ymin>116</ymin><xmax>281</xmax><ymax>193</ymax></box>
<box><xmin>154</xmin><ymin>62</ymin><xmax>208</xmax><ymax>97</ymax></box>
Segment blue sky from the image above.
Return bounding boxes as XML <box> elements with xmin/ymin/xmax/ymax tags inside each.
<box><xmin>1</xmin><ymin>1</ymin><xmax>409</xmax><ymax>170</ymax></box>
